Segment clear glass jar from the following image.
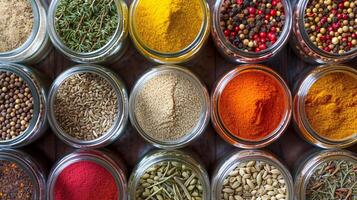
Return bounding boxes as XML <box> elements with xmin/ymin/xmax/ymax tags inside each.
<box><xmin>293</xmin><ymin>65</ymin><xmax>357</xmax><ymax>149</ymax></box>
<box><xmin>47</xmin><ymin>149</ymin><xmax>127</xmax><ymax>200</ymax></box>
<box><xmin>211</xmin><ymin>64</ymin><xmax>292</xmax><ymax>149</ymax></box>
<box><xmin>47</xmin><ymin>64</ymin><xmax>129</xmax><ymax>148</ymax></box>
<box><xmin>294</xmin><ymin>149</ymin><xmax>357</xmax><ymax>200</ymax></box>
<box><xmin>211</xmin><ymin>0</ymin><xmax>292</xmax><ymax>63</ymax></box>
<box><xmin>0</xmin><ymin>63</ymin><xmax>48</xmax><ymax>148</ymax></box>
<box><xmin>0</xmin><ymin>0</ymin><xmax>51</xmax><ymax>64</ymax></box>
<box><xmin>47</xmin><ymin>0</ymin><xmax>129</xmax><ymax>64</ymax></box>
<box><xmin>212</xmin><ymin>150</ymin><xmax>294</xmax><ymax>200</ymax></box>
<box><xmin>129</xmin><ymin>65</ymin><xmax>211</xmax><ymax>149</ymax></box>
<box><xmin>129</xmin><ymin>0</ymin><xmax>211</xmax><ymax>64</ymax></box>
<box><xmin>290</xmin><ymin>0</ymin><xmax>357</xmax><ymax>64</ymax></box>
<box><xmin>128</xmin><ymin>150</ymin><xmax>210</xmax><ymax>200</ymax></box>
<box><xmin>0</xmin><ymin>148</ymin><xmax>47</xmax><ymax>200</ymax></box>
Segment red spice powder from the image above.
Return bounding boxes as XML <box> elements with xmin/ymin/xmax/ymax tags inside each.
<box><xmin>54</xmin><ymin>161</ymin><xmax>118</xmax><ymax>200</ymax></box>
<box><xmin>218</xmin><ymin>70</ymin><xmax>286</xmax><ymax>141</ymax></box>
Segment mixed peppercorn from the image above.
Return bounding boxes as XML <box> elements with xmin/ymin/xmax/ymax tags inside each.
<box><xmin>304</xmin><ymin>0</ymin><xmax>357</xmax><ymax>54</ymax></box>
<box><xmin>219</xmin><ymin>0</ymin><xmax>286</xmax><ymax>52</ymax></box>
<box><xmin>0</xmin><ymin>71</ymin><xmax>33</xmax><ymax>141</ymax></box>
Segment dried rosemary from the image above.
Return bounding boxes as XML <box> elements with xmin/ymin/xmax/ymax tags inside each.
<box><xmin>306</xmin><ymin>160</ymin><xmax>357</xmax><ymax>200</ymax></box>
<box><xmin>55</xmin><ymin>0</ymin><xmax>119</xmax><ymax>53</ymax></box>
<box><xmin>136</xmin><ymin>161</ymin><xmax>203</xmax><ymax>200</ymax></box>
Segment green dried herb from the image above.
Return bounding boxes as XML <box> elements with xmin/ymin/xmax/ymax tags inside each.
<box><xmin>136</xmin><ymin>161</ymin><xmax>203</xmax><ymax>200</ymax></box>
<box><xmin>306</xmin><ymin>160</ymin><xmax>357</xmax><ymax>200</ymax></box>
<box><xmin>55</xmin><ymin>0</ymin><xmax>119</xmax><ymax>53</ymax></box>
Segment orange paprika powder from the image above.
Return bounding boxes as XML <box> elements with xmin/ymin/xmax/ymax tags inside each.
<box><xmin>218</xmin><ymin>70</ymin><xmax>286</xmax><ymax>141</ymax></box>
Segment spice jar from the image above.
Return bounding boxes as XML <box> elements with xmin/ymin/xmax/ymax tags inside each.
<box><xmin>129</xmin><ymin>65</ymin><xmax>210</xmax><ymax>149</ymax></box>
<box><xmin>294</xmin><ymin>149</ymin><xmax>357</xmax><ymax>200</ymax></box>
<box><xmin>212</xmin><ymin>150</ymin><xmax>294</xmax><ymax>200</ymax></box>
<box><xmin>211</xmin><ymin>0</ymin><xmax>292</xmax><ymax>63</ymax></box>
<box><xmin>47</xmin><ymin>0</ymin><xmax>129</xmax><ymax>64</ymax></box>
<box><xmin>128</xmin><ymin>150</ymin><xmax>210</xmax><ymax>200</ymax></box>
<box><xmin>291</xmin><ymin>0</ymin><xmax>357</xmax><ymax>64</ymax></box>
<box><xmin>211</xmin><ymin>64</ymin><xmax>292</xmax><ymax>149</ymax></box>
<box><xmin>293</xmin><ymin>65</ymin><xmax>357</xmax><ymax>149</ymax></box>
<box><xmin>129</xmin><ymin>0</ymin><xmax>210</xmax><ymax>64</ymax></box>
<box><xmin>47</xmin><ymin>149</ymin><xmax>127</xmax><ymax>200</ymax></box>
<box><xmin>0</xmin><ymin>63</ymin><xmax>48</xmax><ymax>148</ymax></box>
<box><xmin>0</xmin><ymin>149</ymin><xmax>46</xmax><ymax>200</ymax></box>
<box><xmin>48</xmin><ymin>64</ymin><xmax>128</xmax><ymax>148</ymax></box>
<box><xmin>0</xmin><ymin>0</ymin><xmax>51</xmax><ymax>64</ymax></box>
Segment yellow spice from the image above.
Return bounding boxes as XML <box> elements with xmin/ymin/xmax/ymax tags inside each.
<box><xmin>305</xmin><ymin>72</ymin><xmax>357</xmax><ymax>141</ymax></box>
<box><xmin>134</xmin><ymin>0</ymin><xmax>203</xmax><ymax>53</ymax></box>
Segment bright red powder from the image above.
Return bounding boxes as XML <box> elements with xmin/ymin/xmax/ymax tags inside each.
<box><xmin>54</xmin><ymin>161</ymin><xmax>118</xmax><ymax>200</ymax></box>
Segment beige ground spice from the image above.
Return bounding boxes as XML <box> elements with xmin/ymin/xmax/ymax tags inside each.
<box><xmin>134</xmin><ymin>73</ymin><xmax>202</xmax><ymax>141</ymax></box>
<box><xmin>0</xmin><ymin>0</ymin><xmax>34</xmax><ymax>52</ymax></box>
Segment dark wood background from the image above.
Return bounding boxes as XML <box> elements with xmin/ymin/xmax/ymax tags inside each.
<box><xmin>28</xmin><ymin>0</ymin><xmax>356</xmax><ymax>176</ymax></box>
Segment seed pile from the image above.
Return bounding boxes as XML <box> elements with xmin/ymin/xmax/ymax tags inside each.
<box><xmin>0</xmin><ymin>0</ymin><xmax>34</xmax><ymax>52</ymax></box>
<box><xmin>54</xmin><ymin>73</ymin><xmax>118</xmax><ymax>141</ymax></box>
<box><xmin>136</xmin><ymin>161</ymin><xmax>204</xmax><ymax>200</ymax></box>
<box><xmin>134</xmin><ymin>73</ymin><xmax>202</xmax><ymax>142</ymax></box>
<box><xmin>221</xmin><ymin>161</ymin><xmax>288</xmax><ymax>200</ymax></box>
<box><xmin>0</xmin><ymin>71</ymin><xmax>33</xmax><ymax>141</ymax></box>
<box><xmin>304</xmin><ymin>0</ymin><xmax>357</xmax><ymax>54</ymax></box>
<box><xmin>219</xmin><ymin>0</ymin><xmax>285</xmax><ymax>52</ymax></box>
<box><xmin>306</xmin><ymin>160</ymin><xmax>357</xmax><ymax>200</ymax></box>
<box><xmin>0</xmin><ymin>160</ymin><xmax>33</xmax><ymax>200</ymax></box>
<box><xmin>55</xmin><ymin>0</ymin><xmax>119</xmax><ymax>53</ymax></box>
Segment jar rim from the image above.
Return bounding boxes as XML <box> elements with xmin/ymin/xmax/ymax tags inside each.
<box><xmin>128</xmin><ymin>0</ymin><xmax>211</xmax><ymax>63</ymax></box>
<box><xmin>0</xmin><ymin>63</ymin><xmax>46</xmax><ymax>147</ymax></box>
<box><xmin>128</xmin><ymin>150</ymin><xmax>210</xmax><ymax>200</ymax></box>
<box><xmin>294</xmin><ymin>65</ymin><xmax>357</xmax><ymax>148</ymax></box>
<box><xmin>211</xmin><ymin>150</ymin><xmax>294</xmax><ymax>200</ymax></box>
<box><xmin>47</xmin><ymin>64</ymin><xmax>129</xmax><ymax>148</ymax></box>
<box><xmin>47</xmin><ymin>0</ymin><xmax>128</xmax><ymax>60</ymax></box>
<box><xmin>211</xmin><ymin>64</ymin><xmax>292</xmax><ymax>149</ymax></box>
<box><xmin>47</xmin><ymin>149</ymin><xmax>127</xmax><ymax>200</ymax></box>
<box><xmin>128</xmin><ymin>65</ymin><xmax>211</xmax><ymax>150</ymax></box>
<box><xmin>212</xmin><ymin>0</ymin><xmax>292</xmax><ymax>58</ymax></box>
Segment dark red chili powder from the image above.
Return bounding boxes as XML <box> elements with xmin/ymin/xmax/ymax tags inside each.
<box><xmin>54</xmin><ymin>161</ymin><xmax>118</xmax><ymax>200</ymax></box>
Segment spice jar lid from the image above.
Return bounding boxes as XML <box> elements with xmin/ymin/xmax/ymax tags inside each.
<box><xmin>211</xmin><ymin>64</ymin><xmax>292</xmax><ymax>149</ymax></box>
<box><xmin>294</xmin><ymin>149</ymin><xmax>357</xmax><ymax>200</ymax></box>
<box><xmin>47</xmin><ymin>149</ymin><xmax>127</xmax><ymax>200</ymax></box>
<box><xmin>0</xmin><ymin>63</ymin><xmax>48</xmax><ymax>148</ymax></box>
<box><xmin>129</xmin><ymin>65</ymin><xmax>210</xmax><ymax>150</ymax></box>
<box><xmin>128</xmin><ymin>150</ymin><xmax>210</xmax><ymax>200</ymax></box>
<box><xmin>211</xmin><ymin>150</ymin><xmax>294</xmax><ymax>200</ymax></box>
<box><xmin>0</xmin><ymin>149</ymin><xmax>47</xmax><ymax>200</ymax></box>
<box><xmin>48</xmin><ymin>64</ymin><xmax>129</xmax><ymax>149</ymax></box>
<box><xmin>293</xmin><ymin>64</ymin><xmax>357</xmax><ymax>149</ymax></box>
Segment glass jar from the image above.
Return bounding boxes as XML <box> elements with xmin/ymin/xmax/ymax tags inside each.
<box><xmin>211</xmin><ymin>64</ymin><xmax>292</xmax><ymax>149</ymax></box>
<box><xmin>47</xmin><ymin>64</ymin><xmax>129</xmax><ymax>148</ymax></box>
<box><xmin>212</xmin><ymin>150</ymin><xmax>294</xmax><ymax>200</ymax></box>
<box><xmin>0</xmin><ymin>63</ymin><xmax>48</xmax><ymax>148</ymax></box>
<box><xmin>293</xmin><ymin>65</ymin><xmax>357</xmax><ymax>149</ymax></box>
<box><xmin>128</xmin><ymin>150</ymin><xmax>210</xmax><ymax>200</ymax></box>
<box><xmin>290</xmin><ymin>0</ymin><xmax>357</xmax><ymax>64</ymax></box>
<box><xmin>47</xmin><ymin>149</ymin><xmax>127</xmax><ymax>200</ymax></box>
<box><xmin>47</xmin><ymin>0</ymin><xmax>129</xmax><ymax>64</ymax></box>
<box><xmin>211</xmin><ymin>0</ymin><xmax>292</xmax><ymax>63</ymax></box>
<box><xmin>129</xmin><ymin>65</ymin><xmax>210</xmax><ymax>149</ymax></box>
<box><xmin>294</xmin><ymin>149</ymin><xmax>357</xmax><ymax>200</ymax></box>
<box><xmin>0</xmin><ymin>0</ymin><xmax>51</xmax><ymax>64</ymax></box>
<box><xmin>0</xmin><ymin>149</ymin><xmax>47</xmax><ymax>200</ymax></box>
<box><xmin>129</xmin><ymin>0</ymin><xmax>211</xmax><ymax>64</ymax></box>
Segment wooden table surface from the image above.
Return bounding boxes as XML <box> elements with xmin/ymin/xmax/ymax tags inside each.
<box><xmin>29</xmin><ymin>0</ymin><xmax>357</xmax><ymax>175</ymax></box>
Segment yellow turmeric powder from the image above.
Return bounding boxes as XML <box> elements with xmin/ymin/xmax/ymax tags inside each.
<box><xmin>305</xmin><ymin>72</ymin><xmax>357</xmax><ymax>141</ymax></box>
<box><xmin>134</xmin><ymin>0</ymin><xmax>203</xmax><ymax>53</ymax></box>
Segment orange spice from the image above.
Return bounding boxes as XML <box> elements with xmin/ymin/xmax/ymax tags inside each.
<box><xmin>218</xmin><ymin>70</ymin><xmax>286</xmax><ymax>141</ymax></box>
